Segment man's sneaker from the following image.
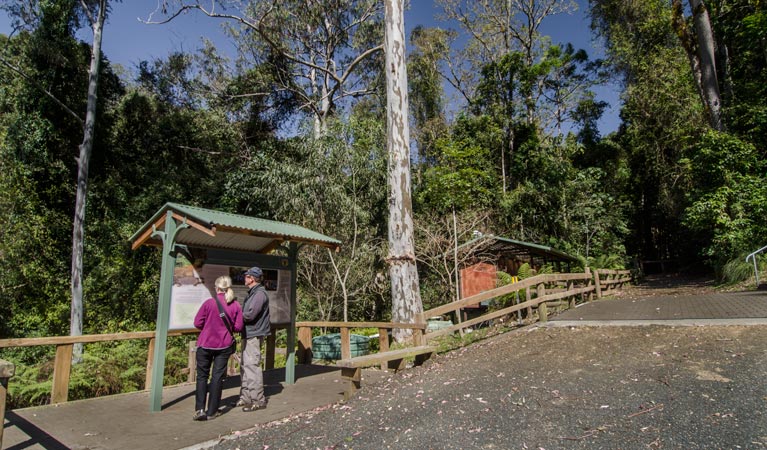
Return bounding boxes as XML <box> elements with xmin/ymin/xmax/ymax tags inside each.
<box><xmin>193</xmin><ymin>409</ymin><xmax>207</xmax><ymax>421</ymax></box>
<box><xmin>242</xmin><ymin>402</ymin><xmax>267</xmax><ymax>412</ymax></box>
<box><xmin>232</xmin><ymin>398</ymin><xmax>246</xmax><ymax>407</ymax></box>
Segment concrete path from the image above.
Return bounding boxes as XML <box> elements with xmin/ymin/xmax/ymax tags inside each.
<box><xmin>2</xmin><ymin>364</ymin><xmax>387</xmax><ymax>450</ymax></box>
<box><xmin>549</xmin><ymin>290</ymin><xmax>767</xmax><ymax>327</ymax></box>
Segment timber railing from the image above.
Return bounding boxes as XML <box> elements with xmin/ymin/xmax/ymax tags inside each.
<box><xmin>0</xmin><ymin>329</ymin><xmax>201</xmax><ymax>405</ymax></box>
<box><xmin>0</xmin><ymin>269</ymin><xmax>631</xmax><ymax>414</ymax></box>
<box><xmin>294</xmin><ymin>321</ymin><xmax>427</xmax><ymax>364</ymax></box>
<box><xmin>416</xmin><ymin>268</ymin><xmax>632</xmax><ymax>341</ymax></box>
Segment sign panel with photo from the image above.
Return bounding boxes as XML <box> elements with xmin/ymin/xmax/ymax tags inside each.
<box><xmin>169</xmin><ymin>252</ymin><xmax>292</xmax><ymax>329</ymax></box>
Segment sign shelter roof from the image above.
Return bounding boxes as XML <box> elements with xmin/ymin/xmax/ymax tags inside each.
<box><xmin>130</xmin><ymin>202</ymin><xmax>341</xmax><ymax>253</ymax></box>
<box><xmin>130</xmin><ymin>203</ymin><xmax>341</xmax><ymax>412</ymax></box>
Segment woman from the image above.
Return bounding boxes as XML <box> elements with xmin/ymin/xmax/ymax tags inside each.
<box><xmin>192</xmin><ymin>275</ymin><xmax>244</xmax><ymax>421</ymax></box>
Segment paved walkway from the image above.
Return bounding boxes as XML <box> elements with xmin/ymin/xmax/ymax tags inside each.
<box><xmin>2</xmin><ymin>365</ymin><xmax>387</xmax><ymax>450</ymax></box>
<box><xmin>549</xmin><ymin>290</ymin><xmax>767</xmax><ymax>327</ymax></box>
<box><xmin>4</xmin><ymin>285</ymin><xmax>767</xmax><ymax>450</ymax></box>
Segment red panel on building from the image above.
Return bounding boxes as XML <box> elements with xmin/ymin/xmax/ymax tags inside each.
<box><xmin>460</xmin><ymin>262</ymin><xmax>496</xmax><ymax>308</ymax></box>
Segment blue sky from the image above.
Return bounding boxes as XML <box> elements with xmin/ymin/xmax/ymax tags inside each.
<box><xmin>0</xmin><ymin>1</ymin><xmax>620</xmax><ymax>134</ymax></box>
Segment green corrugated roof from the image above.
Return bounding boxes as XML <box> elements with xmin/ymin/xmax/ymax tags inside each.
<box><xmin>457</xmin><ymin>234</ymin><xmax>579</xmax><ymax>263</ymax></box>
<box><xmin>130</xmin><ymin>202</ymin><xmax>341</xmax><ymax>251</ymax></box>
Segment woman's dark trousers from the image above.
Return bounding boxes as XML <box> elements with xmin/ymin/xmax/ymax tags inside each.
<box><xmin>195</xmin><ymin>346</ymin><xmax>234</xmax><ymax>416</ymax></box>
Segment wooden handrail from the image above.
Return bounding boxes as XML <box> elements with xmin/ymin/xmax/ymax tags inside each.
<box><xmin>295</xmin><ymin>321</ymin><xmax>425</xmax><ymax>330</ymax></box>
<box><xmin>0</xmin><ymin>329</ymin><xmax>200</xmax><ymax>405</ymax></box>
<box><xmin>0</xmin><ymin>328</ymin><xmax>199</xmax><ymax>348</ymax></box>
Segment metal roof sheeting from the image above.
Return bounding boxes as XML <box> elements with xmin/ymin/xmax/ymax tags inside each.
<box><xmin>130</xmin><ymin>202</ymin><xmax>341</xmax><ymax>252</ymax></box>
<box><xmin>457</xmin><ymin>235</ymin><xmax>579</xmax><ymax>264</ymax></box>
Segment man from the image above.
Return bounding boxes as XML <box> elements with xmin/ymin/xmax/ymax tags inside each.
<box><xmin>239</xmin><ymin>266</ymin><xmax>270</xmax><ymax>411</ymax></box>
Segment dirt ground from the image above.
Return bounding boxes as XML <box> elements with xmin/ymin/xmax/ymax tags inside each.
<box><xmin>207</xmin><ymin>278</ymin><xmax>767</xmax><ymax>450</ymax></box>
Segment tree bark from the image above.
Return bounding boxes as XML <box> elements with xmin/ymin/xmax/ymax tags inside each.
<box><xmin>689</xmin><ymin>0</ymin><xmax>722</xmax><ymax>130</ymax></box>
<box><xmin>384</xmin><ymin>0</ymin><xmax>423</xmax><ymax>342</ymax></box>
<box><xmin>70</xmin><ymin>0</ymin><xmax>106</xmax><ymax>363</ymax></box>
<box><xmin>673</xmin><ymin>0</ymin><xmax>723</xmax><ymax>131</ymax></box>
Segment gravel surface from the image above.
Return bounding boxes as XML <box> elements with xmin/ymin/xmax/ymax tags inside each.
<box><xmin>210</xmin><ymin>323</ymin><xmax>767</xmax><ymax>450</ymax></box>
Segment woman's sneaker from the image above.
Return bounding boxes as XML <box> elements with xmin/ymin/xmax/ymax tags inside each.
<box><xmin>193</xmin><ymin>409</ymin><xmax>207</xmax><ymax>421</ymax></box>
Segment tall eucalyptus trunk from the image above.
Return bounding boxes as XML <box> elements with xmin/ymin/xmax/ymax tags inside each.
<box><xmin>71</xmin><ymin>0</ymin><xmax>106</xmax><ymax>362</ymax></box>
<box><xmin>384</xmin><ymin>0</ymin><xmax>423</xmax><ymax>342</ymax></box>
<box><xmin>690</xmin><ymin>0</ymin><xmax>722</xmax><ymax>130</ymax></box>
<box><xmin>673</xmin><ymin>0</ymin><xmax>723</xmax><ymax>130</ymax></box>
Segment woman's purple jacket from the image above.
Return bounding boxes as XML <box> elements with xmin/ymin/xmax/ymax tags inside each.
<box><xmin>194</xmin><ymin>292</ymin><xmax>244</xmax><ymax>350</ymax></box>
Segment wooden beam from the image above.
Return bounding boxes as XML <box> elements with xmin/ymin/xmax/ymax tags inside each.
<box><xmin>171</xmin><ymin>212</ymin><xmax>216</xmax><ymax>237</ymax></box>
<box><xmin>130</xmin><ymin>214</ymin><xmax>167</xmax><ymax>250</ymax></box>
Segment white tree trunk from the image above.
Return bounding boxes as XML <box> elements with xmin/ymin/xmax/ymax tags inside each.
<box><xmin>70</xmin><ymin>0</ymin><xmax>106</xmax><ymax>363</ymax></box>
<box><xmin>384</xmin><ymin>0</ymin><xmax>423</xmax><ymax>342</ymax></box>
<box><xmin>689</xmin><ymin>0</ymin><xmax>722</xmax><ymax>130</ymax></box>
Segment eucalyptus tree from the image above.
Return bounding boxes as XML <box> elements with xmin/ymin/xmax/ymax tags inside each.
<box><xmin>152</xmin><ymin>0</ymin><xmax>384</xmax><ymax>138</ymax></box>
<box><xmin>1</xmin><ymin>0</ymin><xmax>112</xmax><ymax>362</ymax></box>
<box><xmin>384</xmin><ymin>0</ymin><xmax>422</xmax><ymax>342</ymax></box>
<box><xmin>69</xmin><ymin>0</ymin><xmax>108</xmax><ymax>362</ymax></box>
<box><xmin>672</xmin><ymin>0</ymin><xmax>723</xmax><ymax>131</ymax></box>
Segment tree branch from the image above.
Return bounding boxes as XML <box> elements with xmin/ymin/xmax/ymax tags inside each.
<box><xmin>0</xmin><ymin>56</ymin><xmax>84</xmax><ymax>125</ymax></box>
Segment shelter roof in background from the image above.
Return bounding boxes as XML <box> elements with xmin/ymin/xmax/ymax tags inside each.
<box><xmin>457</xmin><ymin>235</ymin><xmax>579</xmax><ymax>264</ymax></box>
<box><xmin>129</xmin><ymin>203</ymin><xmax>341</xmax><ymax>253</ymax></box>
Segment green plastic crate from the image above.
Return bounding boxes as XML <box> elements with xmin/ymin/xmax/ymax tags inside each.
<box><xmin>311</xmin><ymin>333</ymin><xmax>370</xmax><ymax>360</ymax></box>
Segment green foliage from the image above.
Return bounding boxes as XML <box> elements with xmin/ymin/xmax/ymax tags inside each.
<box><xmin>681</xmin><ymin>131</ymin><xmax>767</xmax><ymax>266</ymax></box>
<box><xmin>6</xmin><ymin>337</ymin><xmax>193</xmax><ymax>408</ymax></box>
<box><xmin>721</xmin><ymin>254</ymin><xmax>765</xmax><ymax>285</ymax></box>
<box><xmin>587</xmin><ymin>254</ymin><xmax>625</xmax><ymax>270</ymax></box>
<box><xmin>493</xmin><ymin>270</ymin><xmax>522</xmax><ymax>309</ymax></box>
<box><xmin>517</xmin><ymin>263</ymin><xmax>534</xmax><ymax>280</ymax></box>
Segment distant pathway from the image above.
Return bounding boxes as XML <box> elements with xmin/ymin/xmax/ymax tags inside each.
<box><xmin>550</xmin><ymin>275</ymin><xmax>767</xmax><ymax>325</ymax></box>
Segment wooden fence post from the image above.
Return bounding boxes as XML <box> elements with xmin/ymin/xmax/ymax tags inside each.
<box><xmin>594</xmin><ymin>270</ymin><xmax>603</xmax><ymax>298</ymax></box>
<box><xmin>525</xmin><ymin>287</ymin><xmax>533</xmax><ymax>321</ymax></box>
<box><xmin>188</xmin><ymin>341</ymin><xmax>197</xmax><ymax>383</ymax></box>
<box><xmin>297</xmin><ymin>326</ymin><xmax>313</xmax><ymax>364</ymax></box>
<box><xmin>265</xmin><ymin>334</ymin><xmax>276</xmax><ymax>370</ymax></box>
<box><xmin>340</xmin><ymin>327</ymin><xmax>351</xmax><ymax>360</ymax></box>
<box><xmin>537</xmin><ymin>283</ymin><xmax>547</xmax><ymax>323</ymax></box>
<box><xmin>378</xmin><ymin>327</ymin><xmax>390</xmax><ymax>371</ymax></box>
<box><xmin>51</xmin><ymin>344</ymin><xmax>73</xmax><ymax>404</ymax></box>
<box><xmin>145</xmin><ymin>337</ymin><xmax>155</xmax><ymax>390</ymax></box>
<box><xmin>567</xmin><ymin>280</ymin><xmax>575</xmax><ymax>309</ymax></box>
<box><xmin>0</xmin><ymin>358</ymin><xmax>14</xmax><ymax>449</ymax></box>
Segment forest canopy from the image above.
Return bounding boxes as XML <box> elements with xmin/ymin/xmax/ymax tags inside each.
<box><xmin>0</xmin><ymin>0</ymin><xmax>765</xmax><ymax>346</ymax></box>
